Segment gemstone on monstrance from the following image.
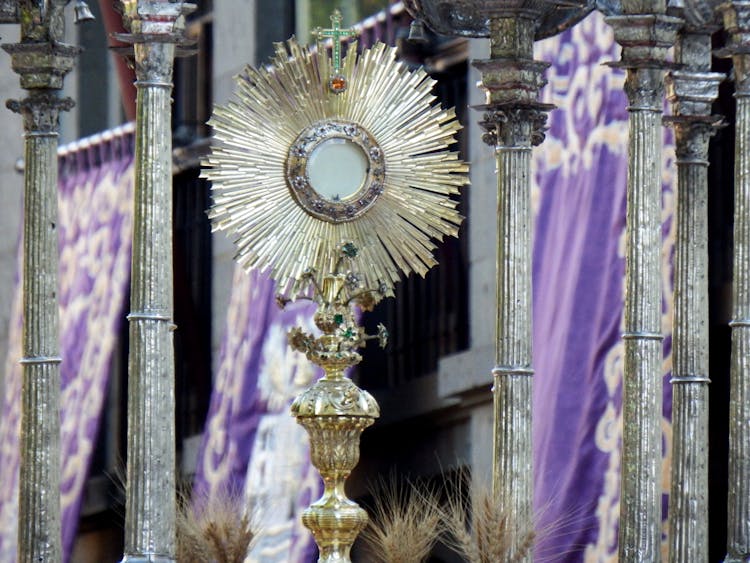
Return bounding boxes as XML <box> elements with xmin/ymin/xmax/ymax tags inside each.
<box><xmin>329</xmin><ymin>75</ymin><xmax>347</xmax><ymax>93</ymax></box>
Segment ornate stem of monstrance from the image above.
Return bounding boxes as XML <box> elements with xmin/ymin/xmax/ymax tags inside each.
<box><xmin>2</xmin><ymin>1</ymin><xmax>77</xmax><ymax>560</ymax></box>
<box><xmin>664</xmin><ymin>8</ymin><xmax>723</xmax><ymax>560</ymax></box>
<box><xmin>475</xmin><ymin>17</ymin><xmax>551</xmax><ymax>555</ymax></box>
<box><xmin>718</xmin><ymin>1</ymin><xmax>750</xmax><ymax>559</ymax></box>
<box><xmin>285</xmin><ymin>254</ymin><xmax>385</xmax><ymax>563</ymax></box>
<box><xmin>604</xmin><ymin>4</ymin><xmax>680</xmax><ymax>560</ymax></box>
<box><xmin>115</xmin><ymin>1</ymin><xmax>194</xmax><ymax>560</ymax></box>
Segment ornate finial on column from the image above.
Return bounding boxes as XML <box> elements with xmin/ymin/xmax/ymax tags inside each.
<box><xmin>1</xmin><ymin>1</ymin><xmax>79</xmax><ymax>561</ymax></box>
<box><xmin>663</xmin><ymin>3</ymin><xmax>723</xmax><ymax>560</ymax></box>
<box><xmin>603</xmin><ymin>2</ymin><xmax>681</xmax><ymax>561</ymax></box>
<box><xmin>716</xmin><ymin>2</ymin><xmax>750</xmax><ymax>561</ymax></box>
<box><xmin>113</xmin><ymin>2</ymin><xmax>195</xmax><ymax>562</ymax></box>
<box><xmin>286</xmin><ymin>244</ymin><xmax>384</xmax><ymax>563</ymax></box>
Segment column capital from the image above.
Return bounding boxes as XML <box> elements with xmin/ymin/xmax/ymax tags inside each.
<box><xmin>473</xmin><ymin>15</ymin><xmax>554</xmax><ymax>149</ymax></box>
<box><xmin>477</xmin><ymin>105</ymin><xmax>552</xmax><ymax>148</ymax></box>
<box><xmin>7</xmin><ymin>92</ymin><xmax>74</xmax><ymax>133</ymax></box>
<box><xmin>670</xmin><ymin>118</ymin><xmax>724</xmax><ymax>159</ymax></box>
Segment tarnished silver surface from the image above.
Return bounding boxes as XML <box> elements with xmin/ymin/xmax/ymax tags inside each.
<box><xmin>402</xmin><ymin>0</ymin><xmax>595</xmax><ymax>40</ymax></box>
<box><xmin>606</xmin><ymin>10</ymin><xmax>680</xmax><ymax>563</ymax></box>
<box><xmin>474</xmin><ymin>15</ymin><xmax>551</xmax><ymax>561</ymax></box>
<box><xmin>664</xmin><ymin>19</ymin><xmax>723</xmax><ymax>562</ymax></box>
<box><xmin>718</xmin><ymin>2</ymin><xmax>750</xmax><ymax>560</ymax></box>
<box><xmin>2</xmin><ymin>2</ymin><xmax>77</xmax><ymax>560</ymax></box>
<box><xmin>115</xmin><ymin>2</ymin><xmax>194</xmax><ymax>561</ymax></box>
<box><xmin>492</xmin><ymin>138</ymin><xmax>535</xmax><ymax>559</ymax></box>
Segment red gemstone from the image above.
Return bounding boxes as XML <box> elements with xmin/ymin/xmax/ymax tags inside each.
<box><xmin>330</xmin><ymin>76</ymin><xmax>347</xmax><ymax>92</ymax></box>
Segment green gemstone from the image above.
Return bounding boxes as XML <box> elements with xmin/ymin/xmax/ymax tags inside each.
<box><xmin>334</xmin><ymin>314</ymin><xmax>344</xmax><ymax>325</ymax></box>
<box><xmin>341</xmin><ymin>242</ymin><xmax>358</xmax><ymax>258</ymax></box>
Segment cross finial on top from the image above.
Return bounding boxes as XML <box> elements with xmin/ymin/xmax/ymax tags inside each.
<box><xmin>313</xmin><ymin>9</ymin><xmax>355</xmax><ymax>74</ymax></box>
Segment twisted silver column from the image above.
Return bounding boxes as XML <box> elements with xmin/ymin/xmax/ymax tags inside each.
<box><xmin>606</xmin><ymin>10</ymin><xmax>680</xmax><ymax>562</ymax></box>
<box><xmin>665</xmin><ymin>24</ymin><xmax>723</xmax><ymax>561</ymax></box>
<box><xmin>116</xmin><ymin>2</ymin><xmax>193</xmax><ymax>561</ymax></box>
<box><xmin>475</xmin><ymin>16</ymin><xmax>551</xmax><ymax>560</ymax></box>
<box><xmin>719</xmin><ymin>2</ymin><xmax>750</xmax><ymax>560</ymax></box>
<box><xmin>2</xmin><ymin>2</ymin><xmax>77</xmax><ymax>559</ymax></box>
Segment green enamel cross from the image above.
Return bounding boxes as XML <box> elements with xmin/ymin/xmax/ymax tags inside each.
<box><xmin>313</xmin><ymin>9</ymin><xmax>355</xmax><ymax>74</ymax></box>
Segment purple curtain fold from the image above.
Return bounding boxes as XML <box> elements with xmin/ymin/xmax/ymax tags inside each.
<box><xmin>194</xmin><ymin>268</ymin><xmax>321</xmax><ymax>562</ymax></box>
<box><xmin>0</xmin><ymin>129</ymin><xmax>136</xmax><ymax>562</ymax></box>
<box><xmin>531</xmin><ymin>12</ymin><xmax>676</xmax><ymax>561</ymax></box>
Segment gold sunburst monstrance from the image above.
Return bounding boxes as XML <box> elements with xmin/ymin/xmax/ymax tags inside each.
<box><xmin>203</xmin><ymin>22</ymin><xmax>468</xmax><ymax>562</ymax></box>
<box><xmin>203</xmin><ymin>36</ymin><xmax>468</xmax><ymax>297</ymax></box>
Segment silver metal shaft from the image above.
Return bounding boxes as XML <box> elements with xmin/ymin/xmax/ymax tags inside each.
<box><xmin>122</xmin><ymin>40</ymin><xmax>178</xmax><ymax>562</ymax></box>
<box><xmin>720</xmin><ymin>2</ymin><xmax>750</xmax><ymax>559</ymax></box>
<box><xmin>622</xmin><ymin>68</ymin><xmax>665</xmax><ymax>562</ymax></box>
<box><xmin>16</xmin><ymin>96</ymin><xmax>65</xmax><ymax>563</ymax></box>
<box><xmin>607</xmin><ymin>12</ymin><xmax>680</xmax><ymax>562</ymax></box>
<box><xmin>727</xmin><ymin>91</ymin><xmax>750</xmax><ymax>561</ymax></box>
<box><xmin>3</xmin><ymin>3</ymin><xmax>77</xmax><ymax>559</ymax></box>
<box><xmin>115</xmin><ymin>2</ymin><xmax>193</xmax><ymax>560</ymax></box>
<box><xmin>474</xmin><ymin>16</ymin><xmax>552</xmax><ymax>560</ymax></box>
<box><xmin>493</xmin><ymin>143</ymin><xmax>533</xmax><ymax>556</ymax></box>
<box><xmin>665</xmin><ymin>28</ymin><xmax>723</xmax><ymax>563</ymax></box>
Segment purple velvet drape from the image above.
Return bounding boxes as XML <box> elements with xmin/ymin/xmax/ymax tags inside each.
<box><xmin>0</xmin><ymin>129</ymin><xmax>135</xmax><ymax>561</ymax></box>
<box><xmin>194</xmin><ymin>268</ymin><xmax>321</xmax><ymax>562</ymax></box>
<box><xmin>531</xmin><ymin>12</ymin><xmax>675</xmax><ymax>561</ymax></box>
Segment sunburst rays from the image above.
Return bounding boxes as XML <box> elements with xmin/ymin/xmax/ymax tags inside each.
<box><xmin>203</xmin><ymin>38</ymin><xmax>468</xmax><ymax>297</ymax></box>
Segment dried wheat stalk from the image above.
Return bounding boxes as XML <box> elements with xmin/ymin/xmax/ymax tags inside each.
<box><xmin>441</xmin><ymin>475</ymin><xmax>535</xmax><ymax>563</ymax></box>
<box><xmin>176</xmin><ymin>486</ymin><xmax>257</xmax><ymax>563</ymax></box>
<box><xmin>361</xmin><ymin>476</ymin><xmax>442</xmax><ymax>563</ymax></box>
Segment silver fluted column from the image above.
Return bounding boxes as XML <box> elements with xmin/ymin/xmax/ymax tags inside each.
<box><xmin>605</xmin><ymin>9</ymin><xmax>681</xmax><ymax>562</ymax></box>
<box><xmin>664</xmin><ymin>18</ymin><xmax>723</xmax><ymax>562</ymax></box>
<box><xmin>475</xmin><ymin>16</ymin><xmax>552</xmax><ymax>559</ymax></box>
<box><xmin>401</xmin><ymin>3</ymin><xmax>589</xmax><ymax>558</ymax></box>
<box><xmin>719</xmin><ymin>2</ymin><xmax>750</xmax><ymax>560</ymax></box>
<box><xmin>2</xmin><ymin>1</ymin><xmax>77</xmax><ymax>560</ymax></box>
<box><xmin>115</xmin><ymin>2</ymin><xmax>193</xmax><ymax>561</ymax></box>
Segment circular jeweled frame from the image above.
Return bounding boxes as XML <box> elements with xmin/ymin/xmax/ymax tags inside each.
<box><xmin>286</xmin><ymin>120</ymin><xmax>386</xmax><ymax>223</ymax></box>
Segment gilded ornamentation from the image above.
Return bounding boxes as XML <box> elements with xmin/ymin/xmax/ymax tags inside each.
<box><xmin>286</xmin><ymin>120</ymin><xmax>386</xmax><ymax>222</ymax></box>
<box><xmin>204</xmin><ymin>12</ymin><xmax>467</xmax><ymax>561</ymax></box>
<box><xmin>283</xmin><ymin>244</ymin><xmax>384</xmax><ymax>563</ymax></box>
<box><xmin>203</xmin><ymin>37</ymin><xmax>468</xmax><ymax>298</ymax></box>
